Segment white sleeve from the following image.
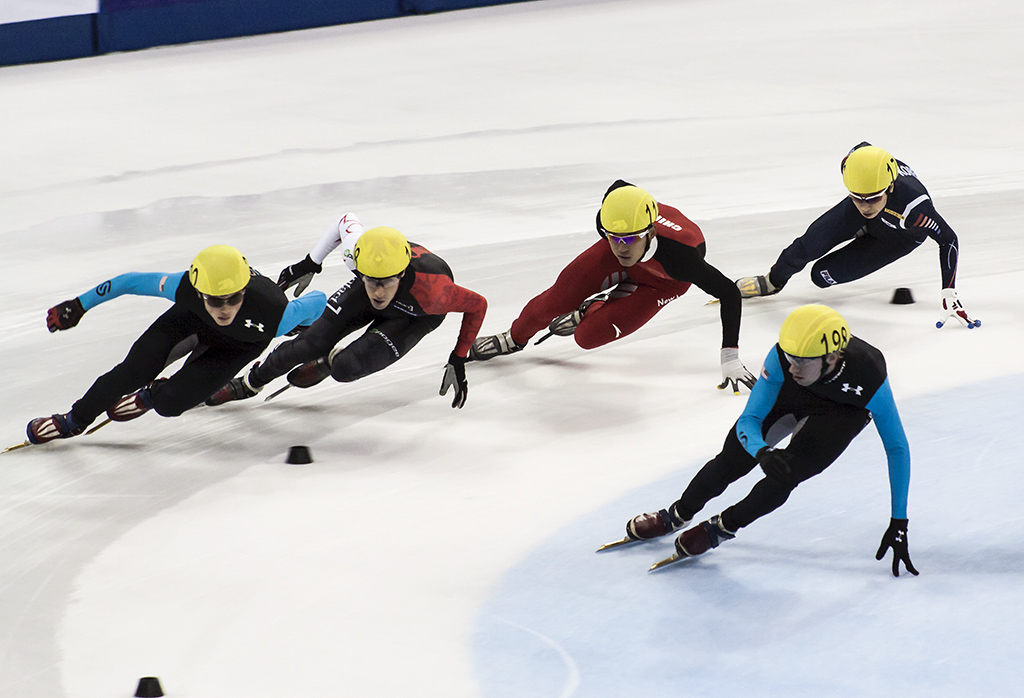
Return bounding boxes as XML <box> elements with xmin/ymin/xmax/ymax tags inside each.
<box><xmin>309</xmin><ymin>213</ymin><xmax>365</xmax><ymax>271</ymax></box>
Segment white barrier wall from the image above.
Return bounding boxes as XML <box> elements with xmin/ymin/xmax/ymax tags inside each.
<box><xmin>0</xmin><ymin>0</ymin><xmax>97</xmax><ymax>24</ymax></box>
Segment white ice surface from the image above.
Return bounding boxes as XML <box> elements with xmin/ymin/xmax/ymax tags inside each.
<box><xmin>0</xmin><ymin>1</ymin><xmax>97</xmax><ymax>24</ymax></box>
<box><xmin>1</xmin><ymin>0</ymin><xmax>1023</xmax><ymax>696</ymax></box>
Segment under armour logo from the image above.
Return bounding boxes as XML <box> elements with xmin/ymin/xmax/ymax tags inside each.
<box><xmin>612</xmin><ymin>323</ymin><xmax>622</xmax><ymax>338</ymax></box>
<box><xmin>841</xmin><ymin>383</ymin><xmax>863</xmax><ymax>395</ymax></box>
<box><xmin>244</xmin><ymin>319</ymin><xmax>265</xmax><ymax>333</ymax></box>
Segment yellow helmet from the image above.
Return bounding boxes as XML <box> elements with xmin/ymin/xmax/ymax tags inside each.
<box><xmin>189</xmin><ymin>245</ymin><xmax>251</xmax><ymax>296</ymax></box>
<box><xmin>841</xmin><ymin>145</ymin><xmax>898</xmax><ymax>196</ymax></box>
<box><xmin>598</xmin><ymin>185</ymin><xmax>659</xmax><ymax>236</ymax></box>
<box><xmin>353</xmin><ymin>227</ymin><xmax>412</xmax><ymax>279</ymax></box>
<box><xmin>778</xmin><ymin>304</ymin><xmax>851</xmax><ymax>358</ymax></box>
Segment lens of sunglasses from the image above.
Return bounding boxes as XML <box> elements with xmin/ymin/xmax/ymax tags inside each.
<box><xmin>608</xmin><ymin>227</ymin><xmax>652</xmax><ymax>245</ymax></box>
<box><xmin>784</xmin><ymin>353</ymin><xmax>820</xmax><ymax>368</ymax></box>
<box><xmin>203</xmin><ymin>291</ymin><xmax>245</xmax><ymax>307</ymax></box>
<box><xmin>609</xmin><ymin>234</ymin><xmax>639</xmax><ymax>245</ymax></box>
<box><xmin>849</xmin><ymin>191</ymin><xmax>885</xmax><ymax>204</ymax></box>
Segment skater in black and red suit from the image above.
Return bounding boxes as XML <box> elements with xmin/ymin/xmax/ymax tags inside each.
<box><xmin>207</xmin><ymin>225</ymin><xmax>488</xmax><ymax>409</ymax></box>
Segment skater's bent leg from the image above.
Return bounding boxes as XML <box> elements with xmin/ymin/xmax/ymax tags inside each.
<box><xmin>811</xmin><ymin>235</ymin><xmax>921</xmax><ymax>288</ymax></box>
<box><xmin>331</xmin><ymin>317</ymin><xmax>441</xmax><ymax>383</ymax></box>
<box><xmin>71</xmin><ymin>310</ymin><xmax>197</xmax><ymax>426</ymax></box>
<box><xmin>674</xmin><ymin>425</ymin><xmax>758</xmax><ymax>521</ymax></box>
<box><xmin>252</xmin><ymin>315</ymin><xmax>349</xmax><ymax>388</ymax></box>
<box><xmin>574</xmin><ymin>284</ymin><xmax>673</xmax><ymax>349</ymax></box>
<box><xmin>151</xmin><ymin>345</ymin><xmax>264</xmax><ymax>416</ymax></box>
<box><xmin>509</xmin><ymin>244</ymin><xmax>617</xmax><ymax>344</ymax></box>
<box><xmin>720</xmin><ymin>408</ymin><xmax>871</xmax><ymax>530</ymax></box>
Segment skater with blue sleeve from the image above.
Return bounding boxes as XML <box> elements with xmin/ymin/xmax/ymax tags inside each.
<box><xmin>23</xmin><ymin>245</ymin><xmax>326</xmax><ymax>446</ymax></box>
<box><xmin>612</xmin><ymin>304</ymin><xmax>917</xmax><ymax>577</ymax></box>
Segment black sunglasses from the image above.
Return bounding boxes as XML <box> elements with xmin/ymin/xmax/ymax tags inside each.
<box><xmin>201</xmin><ymin>290</ymin><xmax>246</xmax><ymax>308</ymax></box>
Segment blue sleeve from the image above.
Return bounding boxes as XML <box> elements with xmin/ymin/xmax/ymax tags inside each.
<box><xmin>735</xmin><ymin>347</ymin><xmax>785</xmax><ymax>458</ymax></box>
<box><xmin>866</xmin><ymin>378</ymin><xmax>911</xmax><ymax>519</ymax></box>
<box><xmin>276</xmin><ymin>290</ymin><xmax>327</xmax><ymax>337</ymax></box>
<box><xmin>78</xmin><ymin>271</ymin><xmax>183</xmax><ymax>311</ymax></box>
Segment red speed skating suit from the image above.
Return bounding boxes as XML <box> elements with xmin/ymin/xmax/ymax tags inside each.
<box><xmin>509</xmin><ymin>202</ymin><xmax>742</xmax><ymax>349</ymax></box>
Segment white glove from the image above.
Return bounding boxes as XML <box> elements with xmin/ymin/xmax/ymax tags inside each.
<box><xmin>718</xmin><ymin>347</ymin><xmax>756</xmax><ymax>395</ymax></box>
<box><xmin>936</xmin><ymin>288</ymin><xmax>980</xmax><ymax>329</ymax></box>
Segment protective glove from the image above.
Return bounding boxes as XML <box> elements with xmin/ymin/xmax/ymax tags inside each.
<box><xmin>46</xmin><ymin>298</ymin><xmax>86</xmax><ymax>332</ymax></box>
<box><xmin>936</xmin><ymin>288</ymin><xmax>980</xmax><ymax>329</ymax></box>
<box><xmin>276</xmin><ymin>255</ymin><xmax>323</xmax><ymax>298</ymax></box>
<box><xmin>717</xmin><ymin>347</ymin><xmax>756</xmax><ymax>394</ymax></box>
<box><xmin>756</xmin><ymin>446</ymin><xmax>794</xmax><ymax>483</ymax></box>
<box><xmin>735</xmin><ymin>274</ymin><xmax>780</xmax><ymax>299</ymax></box>
<box><xmin>439</xmin><ymin>351</ymin><xmax>468</xmax><ymax>409</ymax></box>
<box><xmin>875</xmin><ymin>517</ymin><xmax>919</xmax><ymax>577</ymax></box>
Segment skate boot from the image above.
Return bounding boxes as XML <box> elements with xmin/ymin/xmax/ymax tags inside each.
<box><xmin>469</xmin><ymin>330</ymin><xmax>524</xmax><ymax>361</ymax></box>
<box><xmin>206</xmin><ymin>365</ymin><xmax>262</xmax><ymax>406</ymax></box>
<box><xmin>626</xmin><ymin>504</ymin><xmax>691</xmax><ymax>541</ymax></box>
<box><xmin>287</xmin><ymin>356</ymin><xmax>332</xmax><ymax>388</ymax></box>
<box><xmin>107</xmin><ymin>381</ymin><xmax>162</xmax><ymax>422</ymax></box>
<box><xmin>735</xmin><ymin>275</ymin><xmax>778</xmax><ymax>298</ymax></box>
<box><xmin>546</xmin><ymin>296</ymin><xmax>606</xmax><ymax>338</ymax></box>
<box><xmin>27</xmin><ymin>411</ymin><xmax>84</xmax><ymax>445</ymax></box>
<box><xmin>674</xmin><ymin>514</ymin><xmax>736</xmax><ymax>558</ymax></box>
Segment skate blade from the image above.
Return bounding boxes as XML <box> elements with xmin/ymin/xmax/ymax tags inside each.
<box><xmin>705</xmin><ymin>298</ymin><xmax>720</xmax><ymax>306</ymax></box>
<box><xmin>596</xmin><ymin>537</ymin><xmax>639</xmax><ymax>552</ymax></box>
<box><xmin>264</xmin><ymin>385</ymin><xmax>291</xmax><ymax>402</ymax></box>
<box><xmin>3</xmin><ymin>440</ymin><xmax>33</xmax><ymax>453</ymax></box>
<box><xmin>649</xmin><ymin>553</ymin><xmax>688</xmax><ymax>571</ymax></box>
<box><xmin>85</xmin><ymin>418</ymin><xmax>112</xmax><ymax>435</ymax></box>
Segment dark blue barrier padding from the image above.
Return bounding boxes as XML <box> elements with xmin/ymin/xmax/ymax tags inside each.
<box><xmin>403</xmin><ymin>0</ymin><xmax>523</xmax><ymax>11</ymax></box>
<box><xmin>0</xmin><ymin>14</ymin><xmax>96</xmax><ymax>67</ymax></box>
<box><xmin>0</xmin><ymin>0</ymin><xmax>534</xmax><ymax>67</ymax></box>
<box><xmin>96</xmin><ymin>0</ymin><xmax>403</xmax><ymax>53</ymax></box>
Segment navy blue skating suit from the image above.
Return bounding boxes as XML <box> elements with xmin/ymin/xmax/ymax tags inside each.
<box><xmin>768</xmin><ymin>142</ymin><xmax>960</xmax><ymax>291</ymax></box>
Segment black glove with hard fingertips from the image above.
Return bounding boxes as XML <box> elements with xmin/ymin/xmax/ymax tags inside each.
<box><xmin>875</xmin><ymin>517</ymin><xmax>919</xmax><ymax>577</ymax></box>
<box><xmin>756</xmin><ymin>446</ymin><xmax>794</xmax><ymax>483</ymax></box>
<box><xmin>276</xmin><ymin>255</ymin><xmax>322</xmax><ymax>297</ymax></box>
<box><xmin>439</xmin><ymin>351</ymin><xmax>468</xmax><ymax>409</ymax></box>
<box><xmin>47</xmin><ymin>298</ymin><xmax>85</xmax><ymax>332</ymax></box>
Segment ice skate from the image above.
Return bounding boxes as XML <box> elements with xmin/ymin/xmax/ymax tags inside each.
<box><xmin>629</xmin><ymin>506</ymin><xmax>691</xmax><ymax>541</ymax></box>
<box><xmin>675</xmin><ymin>515</ymin><xmax>735</xmax><ymax>557</ymax></box>
<box><xmin>206</xmin><ymin>365</ymin><xmax>262</xmax><ymax>406</ymax></box>
<box><xmin>469</xmin><ymin>330</ymin><xmax>524</xmax><ymax>361</ymax></box>
<box><xmin>597</xmin><ymin>506</ymin><xmax>690</xmax><ymax>552</ymax></box>
<box><xmin>535</xmin><ymin>295</ymin><xmax>607</xmax><ymax>345</ymax></box>
<box><xmin>735</xmin><ymin>275</ymin><xmax>778</xmax><ymax>298</ymax></box>
<box><xmin>287</xmin><ymin>356</ymin><xmax>331</xmax><ymax>388</ymax></box>
<box><xmin>26</xmin><ymin>411</ymin><xmax>83</xmax><ymax>445</ymax></box>
<box><xmin>649</xmin><ymin>515</ymin><xmax>735</xmax><ymax>570</ymax></box>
